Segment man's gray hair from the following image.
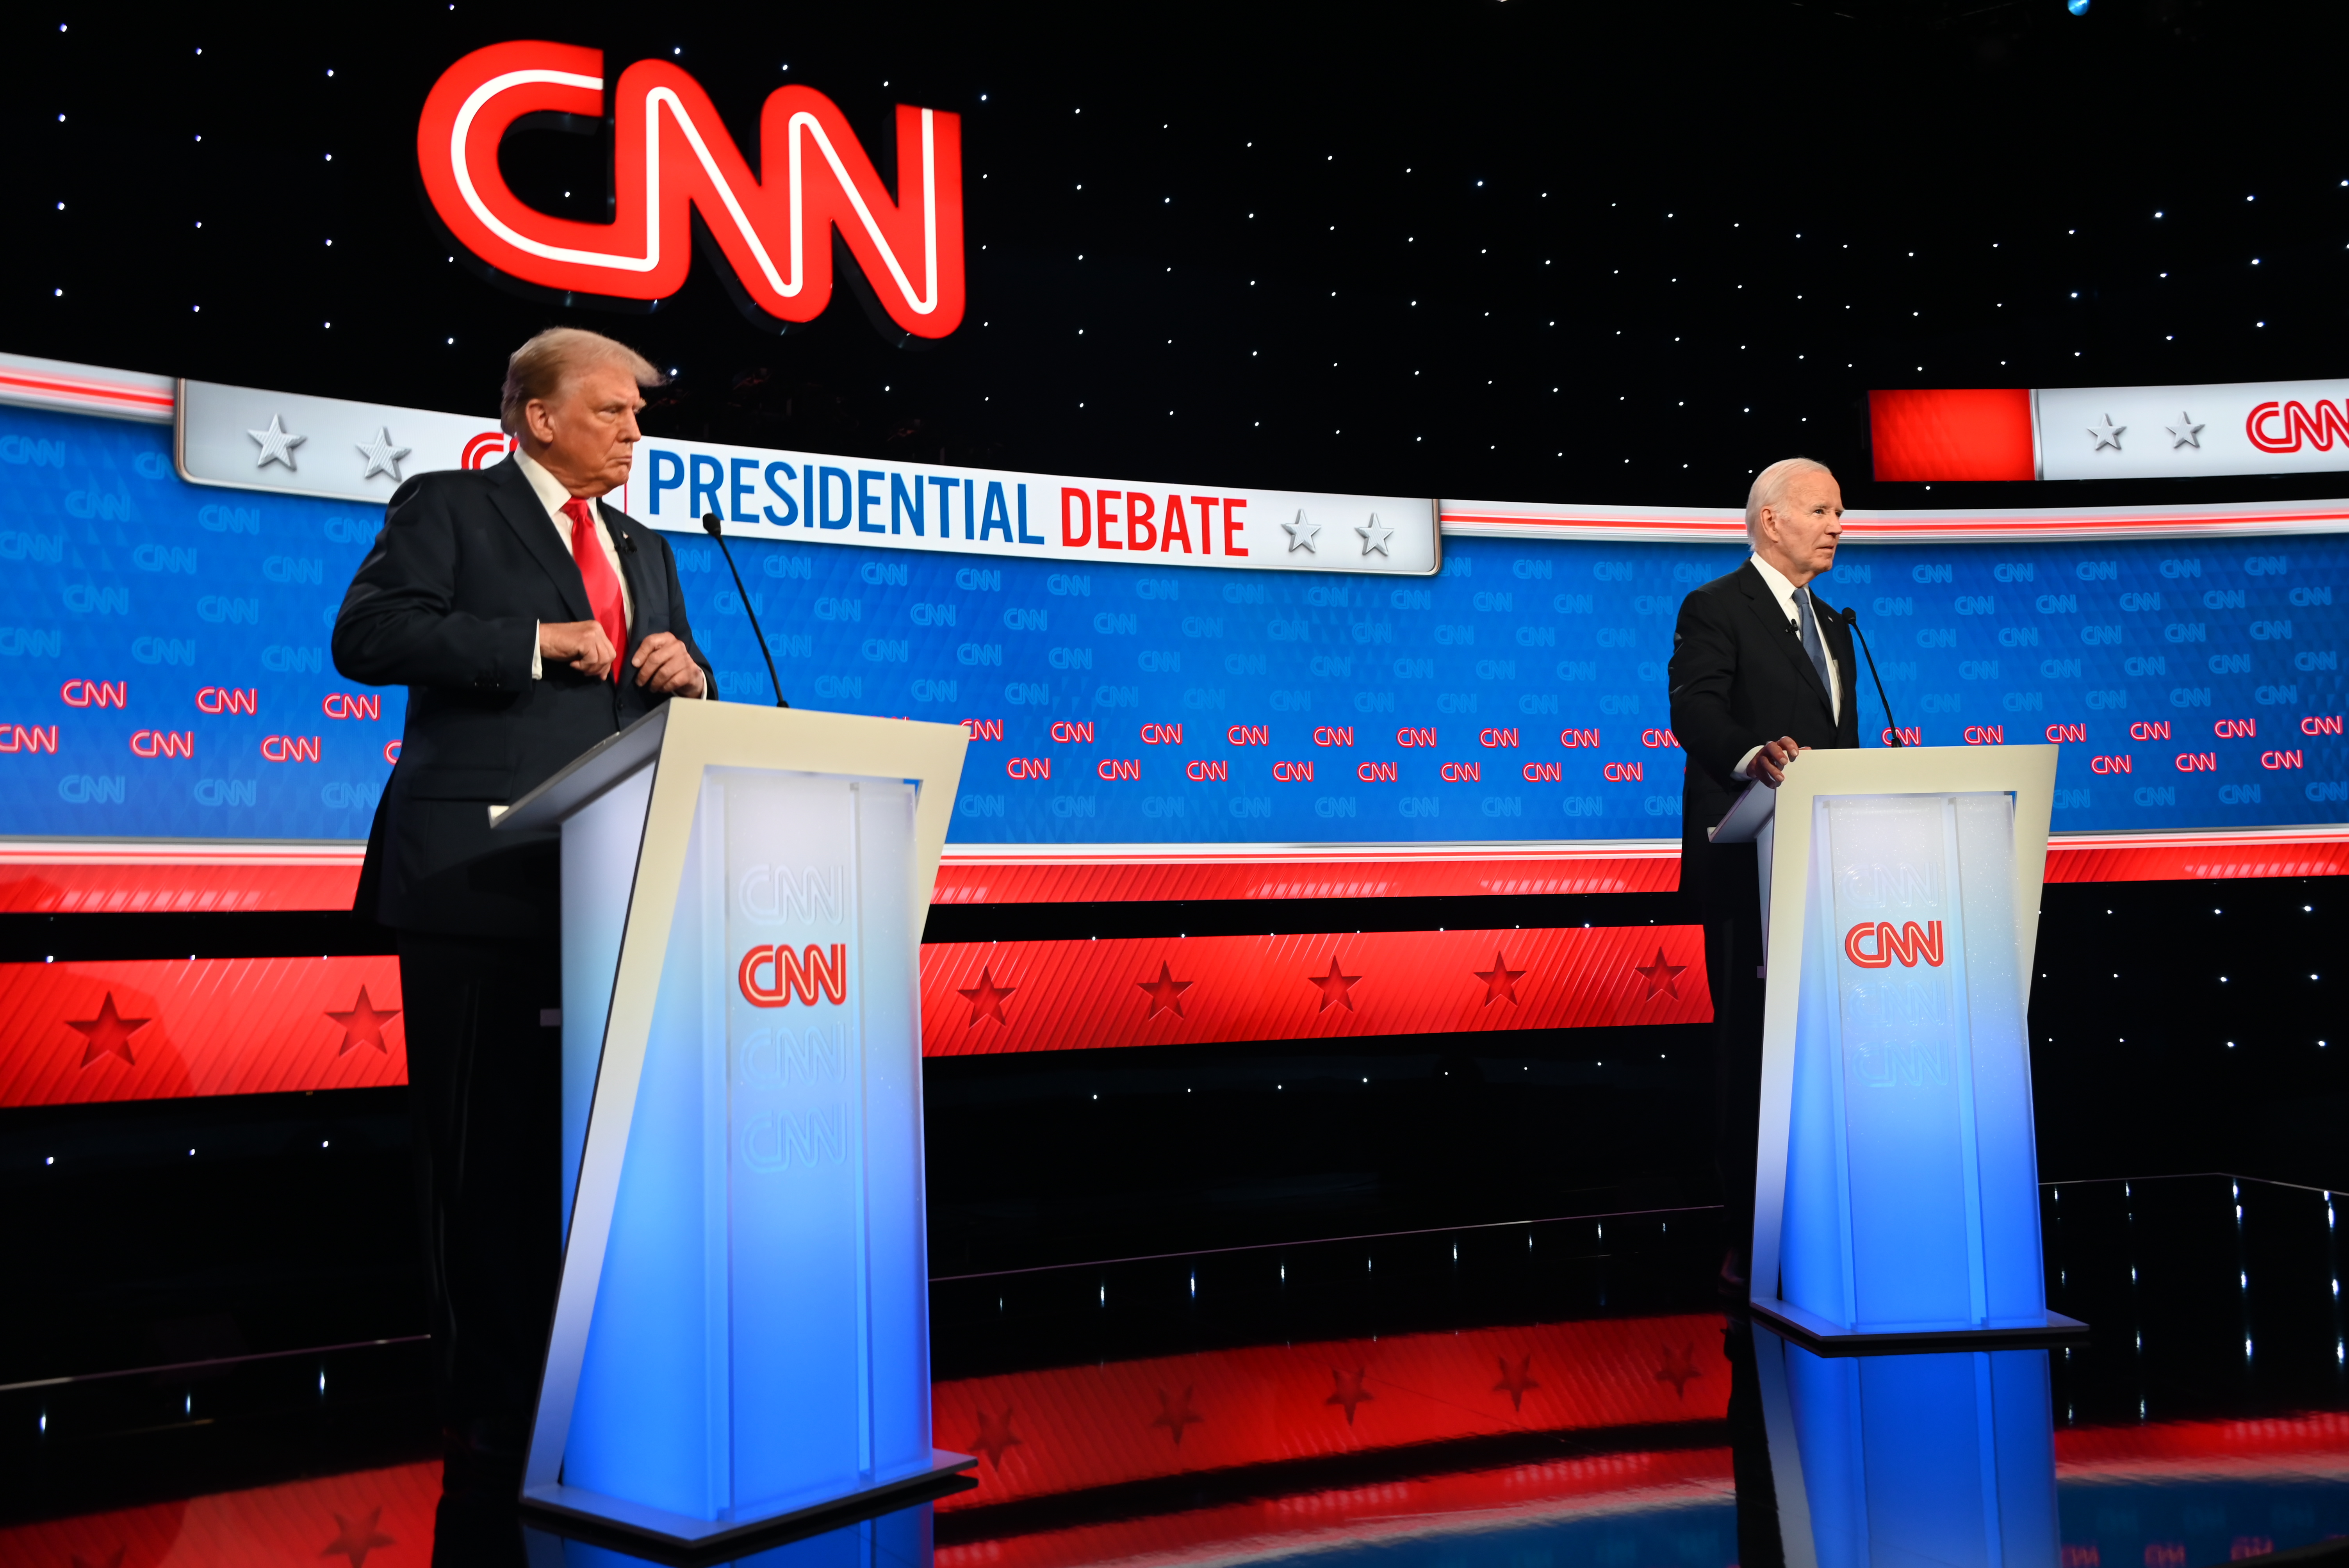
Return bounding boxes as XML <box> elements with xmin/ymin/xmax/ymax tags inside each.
<box><xmin>1744</xmin><ymin>457</ymin><xmax>1834</xmax><ymax>540</ymax></box>
<box><xmin>499</xmin><ymin>328</ymin><xmax>665</xmax><ymax>435</ymax></box>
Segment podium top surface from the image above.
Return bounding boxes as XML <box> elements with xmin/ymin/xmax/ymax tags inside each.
<box><xmin>492</xmin><ymin>705</ymin><xmax>674</xmax><ymax>834</ymax></box>
<box><xmin>491</xmin><ymin>702</ymin><xmax>974</xmax><ymax>834</ymax></box>
<box><xmin>1707</xmin><ymin>744</ymin><xmax>2058</xmax><ymax>845</ymax></box>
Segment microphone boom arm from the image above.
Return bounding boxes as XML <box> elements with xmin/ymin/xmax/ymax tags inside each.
<box><xmin>1839</xmin><ymin>606</ymin><xmax>1901</xmax><ymax>746</ymax></box>
<box><xmin>702</xmin><ymin>512</ymin><xmax>787</xmax><ymax>708</ymax></box>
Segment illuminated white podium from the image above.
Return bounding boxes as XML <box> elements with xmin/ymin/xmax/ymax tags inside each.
<box><xmin>1712</xmin><ymin>746</ymin><xmax>2085</xmax><ymax>1350</ymax></box>
<box><xmin>493</xmin><ymin>700</ymin><xmax>972</xmax><ymax>1548</ymax></box>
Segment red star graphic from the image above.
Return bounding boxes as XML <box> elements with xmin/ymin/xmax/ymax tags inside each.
<box><xmin>1306</xmin><ymin>956</ymin><xmax>1362</xmax><ymax>1013</ymax></box>
<box><xmin>1326</xmin><ymin>1365</ymin><xmax>1376</xmax><ymax>1424</ymax></box>
<box><xmin>957</xmin><ymin>965</ymin><xmax>1016</xmax><ymax>1027</ymax></box>
<box><xmin>67</xmin><ymin>992</ymin><xmax>150</xmax><ymax>1069</ymax></box>
<box><xmin>1135</xmin><ymin>960</ymin><xmax>1194</xmax><ymax>1020</ymax></box>
<box><xmin>1150</xmin><ymin>1386</ymin><xmax>1204</xmax><ymax>1446</ymax></box>
<box><xmin>319</xmin><ymin>1506</ymin><xmax>396</xmax><ymax>1568</ymax></box>
<box><xmin>1656</xmin><ymin>1342</ymin><xmax>1704</xmax><ymax>1397</ymax></box>
<box><xmin>1472</xmin><ymin>950</ymin><xmax>1527</xmax><ymax>1006</ymax></box>
<box><xmin>1634</xmin><ymin>947</ymin><xmax>1688</xmax><ymax>1000</ymax></box>
<box><xmin>1492</xmin><ymin>1353</ymin><xmax>1540</xmax><ymax>1412</ymax></box>
<box><xmin>969</xmin><ymin>1406</ymin><xmax>1023</xmax><ymax>1469</ymax></box>
<box><xmin>326</xmin><ymin>986</ymin><xmax>400</xmax><ymax>1056</ymax></box>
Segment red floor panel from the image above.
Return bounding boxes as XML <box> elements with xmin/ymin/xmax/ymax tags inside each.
<box><xmin>930</xmin><ymin>1311</ymin><xmax>1731</xmax><ymax>1510</ymax></box>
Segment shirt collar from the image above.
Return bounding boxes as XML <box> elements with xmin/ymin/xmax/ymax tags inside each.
<box><xmin>1748</xmin><ymin>552</ymin><xmax>1803</xmax><ymax>609</ymax></box>
<box><xmin>513</xmin><ymin>447</ymin><xmax>582</xmax><ymax>523</ymax></box>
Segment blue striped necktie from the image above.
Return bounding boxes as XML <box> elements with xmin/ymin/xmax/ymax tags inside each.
<box><xmin>1795</xmin><ymin>585</ymin><xmax>1831</xmax><ymax>696</ymax></box>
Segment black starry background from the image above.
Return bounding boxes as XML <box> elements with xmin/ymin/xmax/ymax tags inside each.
<box><xmin>10</xmin><ymin>0</ymin><xmax>2349</xmax><ymax>512</ymax></box>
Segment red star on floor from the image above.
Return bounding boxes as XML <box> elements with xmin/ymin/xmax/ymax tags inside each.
<box><xmin>1472</xmin><ymin>950</ymin><xmax>1526</xmax><ymax>1006</ymax></box>
<box><xmin>1634</xmin><ymin>947</ymin><xmax>1687</xmax><ymax>1000</ymax></box>
<box><xmin>970</xmin><ymin>1406</ymin><xmax>1024</xmax><ymax>1469</ymax></box>
<box><xmin>1306</xmin><ymin>956</ymin><xmax>1362</xmax><ymax>1012</ymax></box>
<box><xmin>326</xmin><ymin>986</ymin><xmax>400</xmax><ymax>1055</ymax></box>
<box><xmin>319</xmin><ymin>1506</ymin><xmax>396</xmax><ymax>1568</ymax></box>
<box><xmin>67</xmin><ymin>992</ymin><xmax>150</xmax><ymax>1069</ymax></box>
<box><xmin>1325</xmin><ymin>1365</ymin><xmax>1376</xmax><ymax>1424</ymax></box>
<box><xmin>957</xmin><ymin>965</ymin><xmax>1016</xmax><ymax>1026</ymax></box>
<box><xmin>1150</xmin><ymin>1385</ymin><xmax>1203</xmax><ymax>1446</ymax></box>
<box><xmin>1655</xmin><ymin>1342</ymin><xmax>1704</xmax><ymax>1397</ymax></box>
<box><xmin>1492</xmin><ymin>1353</ymin><xmax>1540</xmax><ymax>1412</ymax></box>
<box><xmin>1135</xmin><ymin>960</ymin><xmax>1193</xmax><ymax>1020</ymax></box>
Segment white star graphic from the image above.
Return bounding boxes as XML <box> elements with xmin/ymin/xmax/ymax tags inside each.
<box><xmin>1356</xmin><ymin>514</ymin><xmax>1394</xmax><ymax>556</ymax></box>
<box><xmin>1282</xmin><ymin>511</ymin><xmax>1321</xmax><ymax>553</ymax></box>
<box><xmin>247</xmin><ymin>414</ymin><xmax>307</xmax><ymax>471</ymax></box>
<box><xmin>2166</xmin><ymin>411</ymin><xmax>2205</xmax><ymax>450</ymax></box>
<box><xmin>2087</xmin><ymin>414</ymin><xmax>2126</xmax><ymax>453</ymax></box>
<box><xmin>354</xmin><ymin>426</ymin><xmax>413</xmax><ymax>480</ymax></box>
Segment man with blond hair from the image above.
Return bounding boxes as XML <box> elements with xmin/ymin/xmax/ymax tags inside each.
<box><xmin>334</xmin><ymin>327</ymin><xmax>713</xmax><ymax>1492</ymax></box>
<box><xmin>1668</xmin><ymin>457</ymin><xmax>1861</xmax><ymax>1295</ymax></box>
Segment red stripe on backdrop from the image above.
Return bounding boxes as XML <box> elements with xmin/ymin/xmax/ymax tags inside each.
<box><xmin>4</xmin><ymin>826</ymin><xmax>2340</xmax><ymax>918</ymax></box>
<box><xmin>920</xmin><ymin>926</ymin><xmax>1710</xmax><ymax>1058</ymax></box>
<box><xmin>1868</xmin><ymin>387</ymin><xmax>2037</xmax><ymax>482</ymax></box>
<box><xmin>2043</xmin><ymin>829</ymin><xmax>2349</xmax><ymax>883</ymax></box>
<box><xmin>0</xmin><ymin>957</ymin><xmax>406</xmax><ymax>1108</ymax></box>
<box><xmin>932</xmin><ymin>1311</ymin><xmax>1730</xmax><ymax>1511</ymax></box>
<box><xmin>930</xmin><ymin>848</ymin><xmax>1685</xmax><ymax>903</ymax></box>
<box><xmin>0</xmin><ymin>854</ymin><xmax>364</xmax><ymax>912</ymax></box>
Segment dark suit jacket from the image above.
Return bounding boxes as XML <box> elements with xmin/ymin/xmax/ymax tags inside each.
<box><xmin>1668</xmin><ymin>560</ymin><xmax>1862</xmax><ymax>896</ymax></box>
<box><xmin>333</xmin><ymin>456</ymin><xmax>713</xmax><ymax>937</ymax></box>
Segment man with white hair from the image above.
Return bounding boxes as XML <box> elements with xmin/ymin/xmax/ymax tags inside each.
<box><xmin>334</xmin><ymin>327</ymin><xmax>714</xmax><ymax>1493</ymax></box>
<box><xmin>1668</xmin><ymin>457</ymin><xmax>1861</xmax><ymax>1294</ymax></box>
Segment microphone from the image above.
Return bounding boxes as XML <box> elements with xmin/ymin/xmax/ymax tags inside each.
<box><xmin>702</xmin><ymin>512</ymin><xmax>787</xmax><ymax>708</ymax></box>
<box><xmin>1839</xmin><ymin>606</ymin><xmax>1902</xmax><ymax>746</ymax></box>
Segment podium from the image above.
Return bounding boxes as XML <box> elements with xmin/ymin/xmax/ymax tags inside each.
<box><xmin>490</xmin><ymin>700</ymin><xmax>973</xmax><ymax>1548</ymax></box>
<box><xmin>1711</xmin><ymin>746</ymin><xmax>2086</xmax><ymax>1351</ymax></box>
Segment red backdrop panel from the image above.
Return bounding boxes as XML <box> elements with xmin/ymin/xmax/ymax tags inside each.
<box><xmin>0</xmin><ymin>957</ymin><xmax>406</xmax><ymax>1108</ymax></box>
<box><xmin>1870</xmin><ymin>387</ymin><xmax>2036</xmax><ymax>482</ymax></box>
<box><xmin>921</xmin><ymin>925</ymin><xmax>1710</xmax><ymax>1058</ymax></box>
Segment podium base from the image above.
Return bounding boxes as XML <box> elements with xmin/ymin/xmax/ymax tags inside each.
<box><xmin>1750</xmin><ymin>1295</ymin><xmax>2090</xmax><ymax>1357</ymax></box>
<box><xmin>520</xmin><ymin>1449</ymin><xmax>977</xmax><ymax>1559</ymax></box>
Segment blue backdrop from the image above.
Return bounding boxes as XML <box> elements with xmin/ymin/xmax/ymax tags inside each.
<box><xmin>1</xmin><ymin>402</ymin><xmax>2340</xmax><ymax>845</ymax></box>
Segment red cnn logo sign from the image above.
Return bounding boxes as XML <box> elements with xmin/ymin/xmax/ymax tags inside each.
<box><xmin>1843</xmin><ymin>920</ymin><xmax>1947</xmax><ymax>969</ymax></box>
<box><xmin>740</xmin><ymin>943</ymin><xmax>848</xmax><ymax>1007</ymax></box>
<box><xmin>417</xmin><ymin>42</ymin><xmax>965</xmax><ymax>342</ymax></box>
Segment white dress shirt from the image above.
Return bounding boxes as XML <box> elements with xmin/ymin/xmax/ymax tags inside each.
<box><xmin>517</xmin><ymin>449</ymin><xmax>633</xmax><ymax>681</ymax></box>
<box><xmin>1735</xmin><ymin>553</ymin><xmax>1841</xmax><ymax>779</ymax></box>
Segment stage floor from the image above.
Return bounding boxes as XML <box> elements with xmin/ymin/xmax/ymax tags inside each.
<box><xmin>5</xmin><ymin>1173</ymin><xmax>2345</xmax><ymax>1566</ymax></box>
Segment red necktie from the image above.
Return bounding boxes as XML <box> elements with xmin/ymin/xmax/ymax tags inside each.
<box><xmin>561</xmin><ymin>497</ymin><xmax>627</xmax><ymax>682</ymax></box>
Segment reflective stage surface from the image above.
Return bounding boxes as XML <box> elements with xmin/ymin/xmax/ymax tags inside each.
<box><xmin>6</xmin><ymin>1174</ymin><xmax>2345</xmax><ymax>1567</ymax></box>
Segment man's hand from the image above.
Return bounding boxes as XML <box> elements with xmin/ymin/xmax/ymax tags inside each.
<box><xmin>1745</xmin><ymin>734</ymin><xmax>1805</xmax><ymax>788</ymax></box>
<box><xmin>540</xmin><ymin>620</ymin><xmax>616</xmax><ymax>681</ymax></box>
<box><xmin>631</xmin><ymin>631</ymin><xmax>707</xmax><ymax>698</ymax></box>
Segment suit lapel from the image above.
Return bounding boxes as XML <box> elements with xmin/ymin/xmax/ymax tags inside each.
<box><xmin>1734</xmin><ymin>561</ymin><xmax>1834</xmax><ymax>715</ymax></box>
<box><xmin>1810</xmin><ymin>587</ymin><xmax>1859</xmax><ymax>716</ymax></box>
<box><xmin>486</xmin><ymin>458</ymin><xmax>594</xmax><ymax>623</ymax></box>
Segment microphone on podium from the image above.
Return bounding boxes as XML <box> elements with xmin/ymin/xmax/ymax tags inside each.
<box><xmin>1839</xmin><ymin>606</ymin><xmax>1902</xmax><ymax>745</ymax></box>
<box><xmin>702</xmin><ymin>512</ymin><xmax>788</xmax><ymax>707</ymax></box>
